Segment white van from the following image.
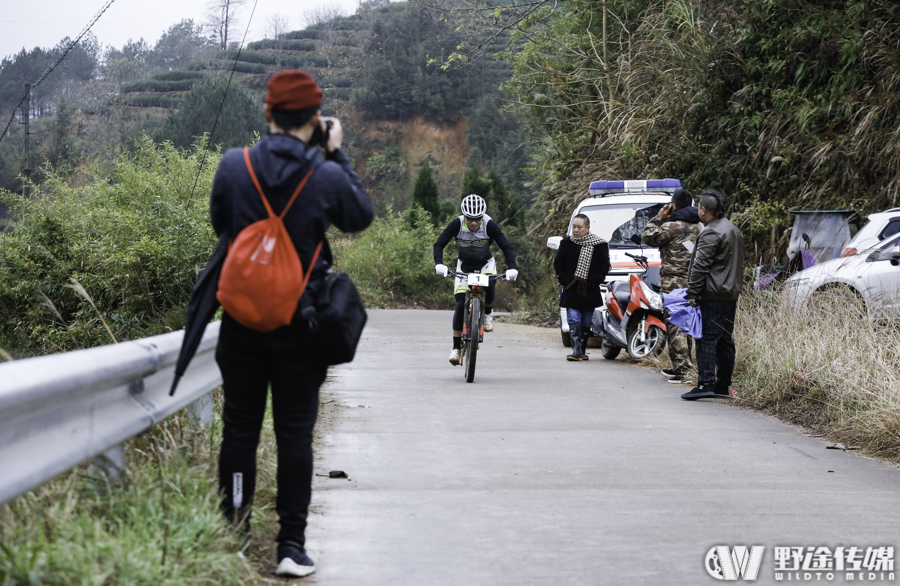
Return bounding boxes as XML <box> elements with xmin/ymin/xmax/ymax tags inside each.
<box><xmin>547</xmin><ymin>179</ymin><xmax>683</xmax><ymax>346</ymax></box>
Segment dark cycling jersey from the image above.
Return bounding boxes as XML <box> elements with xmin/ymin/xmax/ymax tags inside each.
<box><xmin>433</xmin><ymin>215</ymin><xmax>517</xmax><ymax>273</ymax></box>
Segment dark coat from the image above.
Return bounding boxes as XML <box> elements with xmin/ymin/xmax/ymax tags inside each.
<box><xmin>211</xmin><ymin>132</ymin><xmax>373</xmax><ymax>306</ymax></box>
<box><xmin>553</xmin><ymin>237</ymin><xmax>611</xmax><ymax>309</ymax></box>
<box><xmin>171</xmin><ymin>133</ymin><xmax>373</xmax><ymax>395</ymax></box>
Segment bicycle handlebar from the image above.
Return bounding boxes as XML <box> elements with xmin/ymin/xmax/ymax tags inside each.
<box><xmin>445</xmin><ymin>270</ymin><xmax>508</xmax><ymax>281</ymax></box>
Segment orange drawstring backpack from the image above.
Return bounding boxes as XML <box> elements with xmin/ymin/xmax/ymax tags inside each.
<box><xmin>216</xmin><ymin>147</ymin><xmax>323</xmax><ymax>332</ymax></box>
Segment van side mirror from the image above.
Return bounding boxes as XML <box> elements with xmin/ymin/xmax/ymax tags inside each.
<box><xmin>547</xmin><ymin>236</ymin><xmax>562</xmax><ymax>250</ymax></box>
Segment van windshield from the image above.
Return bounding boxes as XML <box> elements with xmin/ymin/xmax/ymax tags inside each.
<box><xmin>577</xmin><ymin>203</ymin><xmax>665</xmax><ymax>248</ymax></box>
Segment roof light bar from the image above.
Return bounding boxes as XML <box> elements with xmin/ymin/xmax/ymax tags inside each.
<box><xmin>588</xmin><ymin>178</ymin><xmax>682</xmax><ymax>196</ymax></box>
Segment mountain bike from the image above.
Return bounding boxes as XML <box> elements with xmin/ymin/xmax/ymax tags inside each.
<box><xmin>446</xmin><ymin>270</ymin><xmax>507</xmax><ymax>383</ymax></box>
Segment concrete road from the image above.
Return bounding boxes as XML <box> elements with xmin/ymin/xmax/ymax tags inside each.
<box><xmin>304</xmin><ymin>310</ymin><xmax>899</xmax><ymax>585</ymax></box>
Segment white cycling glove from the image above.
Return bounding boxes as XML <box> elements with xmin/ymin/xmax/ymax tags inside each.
<box><xmin>435</xmin><ymin>264</ymin><xmax>449</xmax><ymax>277</ymax></box>
<box><xmin>505</xmin><ymin>269</ymin><xmax>518</xmax><ymax>281</ymax></box>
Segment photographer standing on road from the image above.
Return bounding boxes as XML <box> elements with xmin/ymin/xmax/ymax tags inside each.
<box><xmin>210</xmin><ymin>70</ymin><xmax>373</xmax><ymax>577</ymax></box>
<box><xmin>553</xmin><ymin>214</ymin><xmax>611</xmax><ymax>361</ymax></box>
<box><xmin>680</xmin><ymin>190</ymin><xmax>744</xmax><ymax>401</ymax></box>
<box><xmin>641</xmin><ymin>188</ymin><xmax>702</xmax><ymax>384</ymax></box>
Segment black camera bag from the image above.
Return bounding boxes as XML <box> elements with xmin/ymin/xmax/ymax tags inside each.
<box><xmin>300</xmin><ymin>272</ymin><xmax>367</xmax><ymax>365</ymax></box>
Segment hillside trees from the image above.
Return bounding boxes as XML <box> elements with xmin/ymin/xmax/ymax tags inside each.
<box><xmin>490</xmin><ymin>0</ymin><xmax>900</xmax><ymax>258</ymax></box>
<box><xmin>205</xmin><ymin>0</ymin><xmax>250</xmax><ymax>50</ymax></box>
<box><xmin>149</xmin><ymin>20</ymin><xmax>213</xmax><ymax>71</ymax></box>
<box><xmin>0</xmin><ymin>138</ymin><xmax>217</xmax><ymax>355</ymax></box>
<box><xmin>103</xmin><ymin>38</ymin><xmax>152</xmax><ymax>85</ymax></box>
<box><xmin>0</xmin><ymin>34</ymin><xmax>99</xmax><ymax>119</ymax></box>
<box><xmin>412</xmin><ymin>161</ymin><xmax>440</xmax><ymax>222</ymax></box>
<box><xmin>461</xmin><ymin>165</ymin><xmax>522</xmax><ymax>226</ymax></box>
<box><xmin>156</xmin><ymin>76</ymin><xmax>265</xmax><ymax>149</ymax></box>
<box><xmin>356</xmin><ymin>3</ymin><xmax>498</xmax><ymax>122</ymax></box>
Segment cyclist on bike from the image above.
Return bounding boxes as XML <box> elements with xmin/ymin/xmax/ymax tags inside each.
<box><xmin>434</xmin><ymin>194</ymin><xmax>518</xmax><ymax>365</ymax></box>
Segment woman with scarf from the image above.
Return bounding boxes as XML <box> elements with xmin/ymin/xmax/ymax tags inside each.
<box><xmin>553</xmin><ymin>214</ymin><xmax>611</xmax><ymax>361</ymax></box>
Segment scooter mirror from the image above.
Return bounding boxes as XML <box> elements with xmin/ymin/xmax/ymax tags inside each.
<box><xmin>630</xmin><ymin>234</ymin><xmax>643</xmax><ymax>246</ymax></box>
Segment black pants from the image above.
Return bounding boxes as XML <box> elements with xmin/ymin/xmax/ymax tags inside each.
<box><xmin>216</xmin><ymin>313</ymin><xmax>327</xmax><ymax>547</ymax></box>
<box><xmin>452</xmin><ymin>284</ymin><xmax>495</xmax><ymax>331</ymax></box>
<box><xmin>696</xmin><ymin>300</ymin><xmax>737</xmax><ymax>391</ymax></box>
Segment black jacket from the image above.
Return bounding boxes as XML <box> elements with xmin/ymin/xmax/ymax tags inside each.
<box><xmin>687</xmin><ymin>217</ymin><xmax>744</xmax><ymax>301</ymax></box>
<box><xmin>210</xmin><ymin>132</ymin><xmax>373</xmax><ymax>313</ymax></box>
<box><xmin>553</xmin><ymin>237</ymin><xmax>611</xmax><ymax>309</ymax></box>
<box><xmin>432</xmin><ymin>217</ymin><xmax>517</xmax><ymax>272</ymax></box>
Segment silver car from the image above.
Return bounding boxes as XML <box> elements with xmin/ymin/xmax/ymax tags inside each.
<box><xmin>785</xmin><ymin>232</ymin><xmax>900</xmax><ymax>318</ymax></box>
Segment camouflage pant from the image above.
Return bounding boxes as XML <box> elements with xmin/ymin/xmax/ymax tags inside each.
<box><xmin>661</xmin><ymin>275</ymin><xmax>693</xmax><ymax>375</ymax></box>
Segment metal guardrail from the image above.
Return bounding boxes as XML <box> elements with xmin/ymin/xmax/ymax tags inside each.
<box><xmin>0</xmin><ymin>321</ymin><xmax>222</xmax><ymax>505</ymax></box>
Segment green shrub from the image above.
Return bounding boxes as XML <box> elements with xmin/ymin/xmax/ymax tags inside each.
<box><xmin>325</xmin><ymin>88</ymin><xmax>351</xmax><ymax>101</ymax></box>
<box><xmin>332</xmin><ymin>206</ymin><xmax>451</xmax><ymax>307</ymax></box>
<box><xmin>118</xmin><ymin>95</ymin><xmax>180</xmax><ymax>108</ymax></box>
<box><xmin>319</xmin><ymin>77</ymin><xmax>353</xmax><ymax>88</ymax></box>
<box><xmin>293</xmin><ymin>54</ymin><xmax>328</xmax><ymax>68</ymax></box>
<box><xmin>248</xmin><ymin>39</ymin><xmax>316</xmax><ymax>52</ymax></box>
<box><xmin>0</xmin><ymin>137</ymin><xmax>218</xmax><ymax>356</ymax></box>
<box><xmin>283</xmin><ymin>29</ymin><xmax>320</xmax><ymax>40</ymax></box>
<box><xmin>221</xmin><ymin>49</ymin><xmax>277</xmax><ymax>65</ymax></box>
<box><xmin>332</xmin><ymin>16</ymin><xmax>362</xmax><ymax>30</ymax></box>
<box><xmin>206</xmin><ymin>60</ymin><xmax>266</xmax><ymax>74</ymax></box>
<box><xmin>152</xmin><ymin>70</ymin><xmax>207</xmax><ymax>82</ymax></box>
<box><xmin>121</xmin><ymin>79</ymin><xmax>199</xmax><ymax>93</ymax></box>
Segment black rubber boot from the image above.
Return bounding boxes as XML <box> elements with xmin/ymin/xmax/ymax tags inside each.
<box><xmin>567</xmin><ymin>325</ymin><xmax>587</xmax><ymax>361</ymax></box>
<box><xmin>580</xmin><ymin>327</ymin><xmax>590</xmax><ymax>360</ymax></box>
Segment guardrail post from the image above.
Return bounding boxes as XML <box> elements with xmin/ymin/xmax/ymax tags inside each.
<box><xmin>91</xmin><ymin>443</ymin><xmax>125</xmax><ymax>488</ymax></box>
<box><xmin>189</xmin><ymin>393</ymin><xmax>214</xmax><ymax>427</ymax></box>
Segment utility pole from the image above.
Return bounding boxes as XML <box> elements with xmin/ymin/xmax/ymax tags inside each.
<box><xmin>21</xmin><ymin>84</ymin><xmax>32</xmax><ymax>197</ymax></box>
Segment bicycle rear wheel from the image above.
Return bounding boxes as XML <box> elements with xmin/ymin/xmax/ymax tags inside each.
<box><xmin>464</xmin><ymin>297</ymin><xmax>480</xmax><ymax>383</ymax></box>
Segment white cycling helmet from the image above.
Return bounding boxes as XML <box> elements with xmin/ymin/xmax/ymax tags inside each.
<box><xmin>461</xmin><ymin>194</ymin><xmax>487</xmax><ymax>219</ymax></box>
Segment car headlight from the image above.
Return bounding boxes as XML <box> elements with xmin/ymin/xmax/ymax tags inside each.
<box><xmin>639</xmin><ymin>280</ymin><xmax>664</xmax><ymax>311</ymax></box>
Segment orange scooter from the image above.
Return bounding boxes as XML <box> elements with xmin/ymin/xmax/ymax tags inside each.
<box><xmin>595</xmin><ymin>250</ymin><xmax>667</xmax><ymax>360</ymax></box>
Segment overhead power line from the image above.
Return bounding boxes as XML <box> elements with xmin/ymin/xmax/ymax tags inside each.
<box><xmin>186</xmin><ymin>0</ymin><xmax>261</xmax><ymax>204</ymax></box>
<box><xmin>0</xmin><ymin>0</ymin><xmax>117</xmax><ymax>144</ymax></box>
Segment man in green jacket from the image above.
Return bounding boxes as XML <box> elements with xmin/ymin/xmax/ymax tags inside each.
<box><xmin>641</xmin><ymin>188</ymin><xmax>702</xmax><ymax>384</ymax></box>
<box><xmin>680</xmin><ymin>190</ymin><xmax>744</xmax><ymax>400</ymax></box>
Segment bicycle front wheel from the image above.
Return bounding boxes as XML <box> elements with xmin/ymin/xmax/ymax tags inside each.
<box><xmin>464</xmin><ymin>297</ymin><xmax>480</xmax><ymax>383</ymax></box>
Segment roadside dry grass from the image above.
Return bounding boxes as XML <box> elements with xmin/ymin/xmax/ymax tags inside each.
<box><xmin>733</xmin><ymin>289</ymin><xmax>900</xmax><ymax>460</ymax></box>
<box><xmin>642</xmin><ymin>288</ymin><xmax>900</xmax><ymax>462</ymax></box>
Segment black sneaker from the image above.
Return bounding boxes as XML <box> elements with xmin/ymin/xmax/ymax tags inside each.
<box><xmin>276</xmin><ymin>542</ymin><xmax>316</xmax><ymax>578</ymax></box>
<box><xmin>714</xmin><ymin>388</ymin><xmax>735</xmax><ymax>398</ymax></box>
<box><xmin>681</xmin><ymin>386</ymin><xmax>717</xmax><ymax>400</ymax></box>
<box><xmin>661</xmin><ymin>369</ymin><xmax>678</xmax><ymax>379</ymax></box>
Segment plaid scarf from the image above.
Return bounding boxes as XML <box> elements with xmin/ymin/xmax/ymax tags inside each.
<box><xmin>566</xmin><ymin>232</ymin><xmax>605</xmax><ymax>296</ymax></box>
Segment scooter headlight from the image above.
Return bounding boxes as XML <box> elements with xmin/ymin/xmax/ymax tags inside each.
<box><xmin>639</xmin><ymin>280</ymin><xmax>664</xmax><ymax>311</ymax></box>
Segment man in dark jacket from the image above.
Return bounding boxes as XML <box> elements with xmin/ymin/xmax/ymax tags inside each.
<box><xmin>641</xmin><ymin>188</ymin><xmax>703</xmax><ymax>384</ymax></box>
<box><xmin>553</xmin><ymin>213</ymin><xmax>611</xmax><ymax>360</ymax></box>
<box><xmin>680</xmin><ymin>190</ymin><xmax>744</xmax><ymax>401</ymax></box>
<box><xmin>210</xmin><ymin>70</ymin><xmax>373</xmax><ymax>577</ymax></box>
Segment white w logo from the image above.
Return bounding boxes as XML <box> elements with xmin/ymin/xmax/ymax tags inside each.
<box><xmin>250</xmin><ymin>235</ymin><xmax>277</xmax><ymax>263</ymax></box>
<box><xmin>705</xmin><ymin>545</ymin><xmax>765</xmax><ymax>581</ymax></box>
